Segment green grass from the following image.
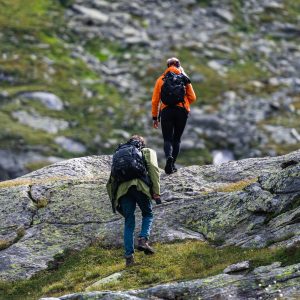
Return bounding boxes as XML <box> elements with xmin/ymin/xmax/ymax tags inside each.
<box><xmin>177</xmin><ymin>148</ymin><xmax>212</xmax><ymax>166</ymax></box>
<box><xmin>84</xmin><ymin>38</ymin><xmax>126</xmax><ymax>62</ymax></box>
<box><xmin>0</xmin><ymin>0</ymin><xmax>134</xmax><ymax>157</ymax></box>
<box><xmin>259</xmin><ymin>0</ymin><xmax>300</xmax><ymax>28</ymax></box>
<box><xmin>0</xmin><ymin>0</ymin><xmax>55</xmax><ymax>31</ymax></box>
<box><xmin>229</xmin><ymin>0</ymin><xmax>300</xmax><ymax>35</ymax></box>
<box><xmin>178</xmin><ymin>48</ymin><xmax>270</xmax><ymax>106</ymax></box>
<box><xmin>196</xmin><ymin>0</ymin><xmax>213</xmax><ymax>7</ymax></box>
<box><xmin>0</xmin><ymin>240</ymin><xmax>299</xmax><ymax>300</ymax></box>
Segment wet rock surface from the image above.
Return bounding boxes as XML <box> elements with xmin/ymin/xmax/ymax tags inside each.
<box><xmin>1</xmin><ymin>150</ymin><xmax>300</xmax><ymax>281</ymax></box>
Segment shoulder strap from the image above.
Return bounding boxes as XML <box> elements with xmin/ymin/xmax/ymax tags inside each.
<box><xmin>140</xmin><ymin>150</ymin><xmax>152</xmax><ymax>187</ymax></box>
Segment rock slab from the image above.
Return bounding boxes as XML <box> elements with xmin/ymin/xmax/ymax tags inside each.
<box><xmin>1</xmin><ymin>150</ymin><xmax>300</xmax><ymax>280</ymax></box>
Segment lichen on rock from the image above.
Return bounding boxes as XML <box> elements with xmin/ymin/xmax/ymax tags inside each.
<box><xmin>0</xmin><ymin>150</ymin><xmax>300</xmax><ymax>282</ymax></box>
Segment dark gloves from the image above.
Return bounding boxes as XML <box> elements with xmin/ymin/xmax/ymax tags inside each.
<box><xmin>155</xmin><ymin>198</ymin><xmax>162</xmax><ymax>205</ymax></box>
<box><xmin>152</xmin><ymin>193</ymin><xmax>162</xmax><ymax>205</ymax></box>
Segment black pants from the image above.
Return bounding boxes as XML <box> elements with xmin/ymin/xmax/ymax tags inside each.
<box><xmin>160</xmin><ymin>106</ymin><xmax>188</xmax><ymax>161</ymax></box>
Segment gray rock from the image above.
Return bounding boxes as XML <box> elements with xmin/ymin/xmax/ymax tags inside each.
<box><xmin>11</xmin><ymin>110</ymin><xmax>69</xmax><ymax>134</ymax></box>
<box><xmin>0</xmin><ymin>150</ymin><xmax>62</xmax><ymax>180</ymax></box>
<box><xmin>223</xmin><ymin>91</ymin><xmax>237</xmax><ymax>102</ymax></box>
<box><xmin>1</xmin><ymin>150</ymin><xmax>300</xmax><ymax>280</ymax></box>
<box><xmin>223</xmin><ymin>261</ymin><xmax>250</xmax><ymax>274</ymax></box>
<box><xmin>190</xmin><ymin>73</ymin><xmax>205</xmax><ymax>83</ymax></box>
<box><xmin>72</xmin><ymin>4</ymin><xmax>109</xmax><ymax>23</ymax></box>
<box><xmin>55</xmin><ymin>136</ymin><xmax>87</xmax><ymax>154</ymax></box>
<box><xmin>86</xmin><ymin>271</ymin><xmax>124</xmax><ymax>290</ymax></box>
<box><xmin>263</xmin><ymin>125</ymin><xmax>298</xmax><ymax>145</ymax></box>
<box><xmin>212</xmin><ymin>8</ymin><xmax>234</xmax><ymax>23</ymax></box>
<box><xmin>264</xmin><ymin>2</ymin><xmax>284</xmax><ymax>10</ymax></box>
<box><xmin>40</xmin><ymin>262</ymin><xmax>300</xmax><ymax>300</ymax></box>
<box><xmin>0</xmin><ymin>71</ymin><xmax>15</xmax><ymax>84</ymax></box>
<box><xmin>20</xmin><ymin>92</ymin><xmax>64</xmax><ymax>111</ymax></box>
<box><xmin>62</xmin><ymin>0</ymin><xmax>300</xmax><ymax>167</ymax></box>
<box><xmin>207</xmin><ymin>60</ymin><xmax>227</xmax><ymax>73</ymax></box>
<box><xmin>212</xmin><ymin>150</ymin><xmax>235</xmax><ymax>165</ymax></box>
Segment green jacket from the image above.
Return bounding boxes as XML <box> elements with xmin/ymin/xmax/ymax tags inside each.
<box><xmin>106</xmin><ymin>147</ymin><xmax>160</xmax><ymax>213</ymax></box>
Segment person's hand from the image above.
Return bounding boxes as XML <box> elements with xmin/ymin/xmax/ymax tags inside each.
<box><xmin>152</xmin><ymin>193</ymin><xmax>162</xmax><ymax>204</ymax></box>
<box><xmin>153</xmin><ymin>120</ymin><xmax>159</xmax><ymax>129</ymax></box>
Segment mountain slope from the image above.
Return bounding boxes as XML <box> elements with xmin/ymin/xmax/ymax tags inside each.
<box><xmin>0</xmin><ymin>0</ymin><xmax>300</xmax><ymax>180</ymax></box>
<box><xmin>0</xmin><ymin>150</ymin><xmax>300</xmax><ymax>282</ymax></box>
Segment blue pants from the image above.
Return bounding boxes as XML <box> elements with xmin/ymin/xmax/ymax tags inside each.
<box><xmin>119</xmin><ymin>186</ymin><xmax>153</xmax><ymax>256</ymax></box>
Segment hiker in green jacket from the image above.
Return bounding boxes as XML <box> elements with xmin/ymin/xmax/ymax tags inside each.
<box><xmin>106</xmin><ymin>135</ymin><xmax>161</xmax><ymax>267</ymax></box>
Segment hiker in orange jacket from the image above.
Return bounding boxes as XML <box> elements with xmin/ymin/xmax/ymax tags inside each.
<box><xmin>152</xmin><ymin>57</ymin><xmax>196</xmax><ymax>174</ymax></box>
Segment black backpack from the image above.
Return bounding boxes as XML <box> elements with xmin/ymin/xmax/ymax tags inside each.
<box><xmin>161</xmin><ymin>72</ymin><xmax>190</xmax><ymax>106</ymax></box>
<box><xmin>111</xmin><ymin>141</ymin><xmax>148</xmax><ymax>183</ymax></box>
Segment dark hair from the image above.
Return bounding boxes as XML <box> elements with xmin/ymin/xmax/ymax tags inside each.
<box><xmin>167</xmin><ymin>57</ymin><xmax>180</xmax><ymax>68</ymax></box>
<box><xmin>129</xmin><ymin>135</ymin><xmax>146</xmax><ymax>149</ymax></box>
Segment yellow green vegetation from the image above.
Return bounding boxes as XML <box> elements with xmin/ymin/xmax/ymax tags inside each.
<box><xmin>0</xmin><ymin>0</ymin><xmax>54</xmax><ymax>31</ymax></box>
<box><xmin>0</xmin><ymin>240</ymin><xmax>299</xmax><ymax>300</ymax></box>
<box><xmin>0</xmin><ymin>228</ymin><xmax>25</xmax><ymax>251</ymax></box>
<box><xmin>24</xmin><ymin>161</ymin><xmax>52</xmax><ymax>173</ymax></box>
<box><xmin>216</xmin><ymin>178</ymin><xmax>257</xmax><ymax>193</ymax></box>
<box><xmin>258</xmin><ymin>0</ymin><xmax>300</xmax><ymax>28</ymax></box>
<box><xmin>0</xmin><ymin>174</ymin><xmax>106</xmax><ymax>189</ymax></box>
<box><xmin>179</xmin><ymin>48</ymin><xmax>270</xmax><ymax>106</ymax></box>
<box><xmin>0</xmin><ymin>176</ymin><xmax>68</xmax><ymax>189</ymax></box>
<box><xmin>177</xmin><ymin>148</ymin><xmax>212</xmax><ymax>166</ymax></box>
<box><xmin>0</xmin><ymin>240</ymin><xmax>11</xmax><ymax>251</ymax></box>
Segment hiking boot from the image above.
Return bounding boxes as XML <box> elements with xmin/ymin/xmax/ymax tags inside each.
<box><xmin>164</xmin><ymin>156</ymin><xmax>174</xmax><ymax>175</ymax></box>
<box><xmin>125</xmin><ymin>254</ymin><xmax>135</xmax><ymax>267</ymax></box>
<box><xmin>137</xmin><ymin>237</ymin><xmax>155</xmax><ymax>255</ymax></box>
<box><xmin>172</xmin><ymin>162</ymin><xmax>178</xmax><ymax>172</ymax></box>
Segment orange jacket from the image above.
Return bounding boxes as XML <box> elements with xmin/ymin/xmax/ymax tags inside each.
<box><xmin>152</xmin><ymin>66</ymin><xmax>196</xmax><ymax>120</ymax></box>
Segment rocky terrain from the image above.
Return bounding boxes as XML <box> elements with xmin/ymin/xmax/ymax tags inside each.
<box><xmin>0</xmin><ymin>0</ymin><xmax>299</xmax><ymax>179</ymax></box>
<box><xmin>40</xmin><ymin>261</ymin><xmax>300</xmax><ymax>299</ymax></box>
<box><xmin>0</xmin><ymin>149</ymin><xmax>300</xmax><ymax>298</ymax></box>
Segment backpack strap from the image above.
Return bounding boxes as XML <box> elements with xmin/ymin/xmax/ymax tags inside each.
<box><xmin>140</xmin><ymin>151</ymin><xmax>151</xmax><ymax>187</ymax></box>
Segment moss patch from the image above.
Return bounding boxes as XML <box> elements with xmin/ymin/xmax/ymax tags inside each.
<box><xmin>0</xmin><ymin>176</ymin><xmax>68</xmax><ymax>189</ymax></box>
<box><xmin>216</xmin><ymin>178</ymin><xmax>257</xmax><ymax>193</ymax></box>
<box><xmin>0</xmin><ymin>240</ymin><xmax>11</xmax><ymax>251</ymax></box>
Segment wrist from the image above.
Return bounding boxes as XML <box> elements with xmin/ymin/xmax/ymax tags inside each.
<box><xmin>153</xmin><ymin>116</ymin><xmax>158</xmax><ymax>121</ymax></box>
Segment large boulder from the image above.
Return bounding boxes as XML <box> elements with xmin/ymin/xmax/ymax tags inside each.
<box><xmin>1</xmin><ymin>151</ymin><xmax>300</xmax><ymax>280</ymax></box>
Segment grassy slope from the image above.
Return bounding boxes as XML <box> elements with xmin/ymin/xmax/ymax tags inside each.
<box><xmin>1</xmin><ymin>240</ymin><xmax>299</xmax><ymax>300</ymax></box>
<box><xmin>0</xmin><ymin>0</ymin><xmax>132</xmax><ymax>160</ymax></box>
